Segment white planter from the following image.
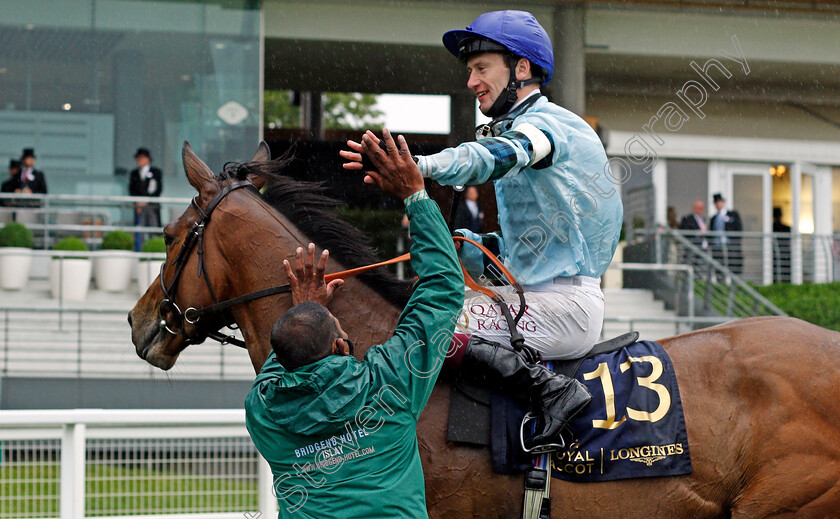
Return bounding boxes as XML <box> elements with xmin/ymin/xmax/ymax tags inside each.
<box><xmin>0</xmin><ymin>247</ymin><xmax>33</xmax><ymax>290</ymax></box>
<box><xmin>137</xmin><ymin>260</ymin><xmax>165</xmax><ymax>295</ymax></box>
<box><xmin>93</xmin><ymin>250</ymin><xmax>136</xmax><ymax>292</ymax></box>
<box><xmin>50</xmin><ymin>258</ymin><xmax>93</xmax><ymax>302</ymax></box>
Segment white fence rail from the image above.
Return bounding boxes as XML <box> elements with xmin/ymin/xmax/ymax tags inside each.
<box><xmin>0</xmin><ymin>409</ymin><xmax>275</xmax><ymax>519</ymax></box>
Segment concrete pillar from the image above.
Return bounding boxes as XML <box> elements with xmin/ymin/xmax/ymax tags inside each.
<box><xmin>301</xmin><ymin>91</ymin><xmax>324</xmax><ymax>141</ymax></box>
<box><xmin>113</xmin><ymin>51</ymin><xmax>145</xmax><ymax>175</ymax></box>
<box><xmin>449</xmin><ymin>91</ymin><xmax>475</xmax><ymax>147</ymax></box>
<box><xmin>550</xmin><ymin>3</ymin><xmax>586</xmax><ymax>115</ymax></box>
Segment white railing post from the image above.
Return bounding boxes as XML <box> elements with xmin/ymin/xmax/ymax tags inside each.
<box><xmin>258</xmin><ymin>452</ymin><xmax>276</xmax><ymax>517</ymax></box>
<box><xmin>60</xmin><ymin>422</ymin><xmax>86</xmax><ymax>519</ymax></box>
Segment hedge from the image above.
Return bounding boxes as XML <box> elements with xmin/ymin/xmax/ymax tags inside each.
<box><xmin>755</xmin><ymin>282</ymin><xmax>840</xmax><ymax>332</ymax></box>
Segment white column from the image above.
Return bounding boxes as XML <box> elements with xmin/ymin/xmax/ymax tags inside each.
<box><xmin>653</xmin><ymin>158</ymin><xmax>667</xmax><ymax>226</ymax></box>
<box><xmin>762</xmin><ymin>171</ymin><xmax>773</xmax><ymax>285</ymax></box>
<box><xmin>60</xmin><ymin>423</ymin><xmax>86</xmax><ymax>519</ymax></box>
<box><xmin>813</xmin><ymin>166</ymin><xmax>832</xmax><ymax>282</ymax></box>
<box><xmin>258</xmin><ymin>453</ymin><xmax>276</xmax><ymax>518</ymax></box>
<box><xmin>790</xmin><ymin>162</ymin><xmax>803</xmax><ymax>285</ymax></box>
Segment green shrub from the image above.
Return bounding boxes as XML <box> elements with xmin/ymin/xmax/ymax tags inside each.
<box><xmin>0</xmin><ymin>222</ymin><xmax>34</xmax><ymax>248</ymax></box>
<box><xmin>52</xmin><ymin>236</ymin><xmax>89</xmax><ymax>259</ymax></box>
<box><xmin>101</xmin><ymin>230</ymin><xmax>134</xmax><ymax>251</ymax></box>
<box><xmin>755</xmin><ymin>282</ymin><xmax>840</xmax><ymax>332</ymax></box>
<box><xmin>53</xmin><ymin>237</ymin><xmax>89</xmax><ymax>252</ymax></box>
<box><xmin>140</xmin><ymin>236</ymin><xmax>166</xmax><ymax>255</ymax></box>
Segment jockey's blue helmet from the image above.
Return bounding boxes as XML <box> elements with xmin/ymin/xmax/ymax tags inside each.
<box><xmin>442</xmin><ymin>10</ymin><xmax>554</xmax><ymax>85</ymax></box>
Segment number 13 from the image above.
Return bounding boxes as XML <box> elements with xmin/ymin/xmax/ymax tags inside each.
<box><xmin>582</xmin><ymin>356</ymin><xmax>672</xmax><ymax>430</ymax></box>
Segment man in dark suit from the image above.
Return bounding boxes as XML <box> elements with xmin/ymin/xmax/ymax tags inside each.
<box><xmin>679</xmin><ymin>200</ymin><xmax>709</xmax><ymax>251</ymax></box>
<box><xmin>709</xmin><ymin>193</ymin><xmax>743</xmax><ymax>274</ymax></box>
<box><xmin>6</xmin><ymin>149</ymin><xmax>48</xmax><ymax>208</ymax></box>
<box><xmin>451</xmin><ymin>185</ymin><xmax>484</xmax><ymax>234</ymax></box>
<box><xmin>128</xmin><ymin>147</ymin><xmax>163</xmax><ymax>249</ymax></box>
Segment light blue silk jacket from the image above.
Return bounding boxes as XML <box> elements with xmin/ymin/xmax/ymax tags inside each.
<box><xmin>417</xmin><ymin>94</ymin><xmax>623</xmax><ymax>285</ymax></box>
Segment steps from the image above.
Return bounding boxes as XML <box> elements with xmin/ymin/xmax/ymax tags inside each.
<box><xmin>602</xmin><ymin>288</ymin><xmax>685</xmax><ymax>342</ymax></box>
<box><xmin>0</xmin><ymin>280</ymin><xmax>255</xmax><ymax>380</ymax></box>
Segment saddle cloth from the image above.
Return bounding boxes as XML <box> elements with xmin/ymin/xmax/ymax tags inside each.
<box><xmin>448</xmin><ymin>337</ymin><xmax>693</xmax><ymax>482</ymax></box>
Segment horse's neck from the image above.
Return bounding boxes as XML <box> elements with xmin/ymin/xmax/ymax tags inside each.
<box><xmin>221</xmin><ymin>207</ymin><xmax>403</xmax><ymax>372</ymax></box>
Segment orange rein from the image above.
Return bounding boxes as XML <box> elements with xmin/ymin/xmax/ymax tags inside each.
<box><xmin>324</xmin><ymin>236</ymin><xmax>520</xmax><ymax>300</ymax></box>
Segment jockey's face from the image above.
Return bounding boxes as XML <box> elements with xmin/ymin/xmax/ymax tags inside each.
<box><xmin>466</xmin><ymin>53</ymin><xmax>511</xmax><ymax>116</ymax></box>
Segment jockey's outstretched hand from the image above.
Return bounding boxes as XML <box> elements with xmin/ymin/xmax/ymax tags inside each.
<box><xmin>357</xmin><ymin>129</ymin><xmax>425</xmax><ymax>200</ymax></box>
<box><xmin>339</xmin><ymin>132</ymin><xmax>380</xmax><ymax>172</ymax></box>
<box><xmin>283</xmin><ymin>243</ymin><xmax>343</xmax><ymax>307</ymax></box>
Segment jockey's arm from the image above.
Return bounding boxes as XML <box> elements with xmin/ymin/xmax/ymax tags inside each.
<box><xmin>416</xmin><ymin>119</ymin><xmax>562</xmax><ymax>186</ymax></box>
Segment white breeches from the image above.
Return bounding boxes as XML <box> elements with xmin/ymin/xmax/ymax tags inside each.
<box><xmin>457</xmin><ymin>276</ymin><xmax>604</xmax><ymax>360</ymax></box>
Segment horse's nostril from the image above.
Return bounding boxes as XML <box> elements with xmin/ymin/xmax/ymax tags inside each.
<box><xmin>127</xmin><ymin>313</ymin><xmax>133</xmax><ymax>327</ymax></box>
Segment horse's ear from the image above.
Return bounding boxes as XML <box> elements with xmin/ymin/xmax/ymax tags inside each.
<box><xmin>248</xmin><ymin>141</ymin><xmax>271</xmax><ymax>190</ymax></box>
<box><xmin>252</xmin><ymin>141</ymin><xmax>271</xmax><ymax>163</ymax></box>
<box><xmin>182</xmin><ymin>141</ymin><xmax>216</xmax><ymax>193</ymax></box>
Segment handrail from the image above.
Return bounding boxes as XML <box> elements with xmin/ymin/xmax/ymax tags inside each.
<box><xmin>657</xmin><ymin>227</ymin><xmax>786</xmax><ymax>316</ymax></box>
<box><xmin>0</xmin><ymin>408</ymin><xmax>245</xmax><ymax>427</ymax></box>
<box><xmin>0</xmin><ymin>193</ymin><xmax>191</xmax><ymax>204</ymax></box>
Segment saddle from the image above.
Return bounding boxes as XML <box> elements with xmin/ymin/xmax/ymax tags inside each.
<box><xmin>446</xmin><ymin>331</ymin><xmax>640</xmax><ymax>447</ymax></box>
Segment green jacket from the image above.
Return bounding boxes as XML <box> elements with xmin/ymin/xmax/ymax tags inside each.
<box><xmin>245</xmin><ymin>196</ymin><xmax>464</xmax><ymax>518</ymax></box>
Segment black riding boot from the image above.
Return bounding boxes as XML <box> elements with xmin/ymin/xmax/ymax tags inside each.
<box><xmin>461</xmin><ymin>335</ymin><xmax>592</xmax><ymax>449</ymax></box>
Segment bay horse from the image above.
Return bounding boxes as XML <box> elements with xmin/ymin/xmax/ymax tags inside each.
<box><xmin>129</xmin><ymin>142</ymin><xmax>840</xmax><ymax>518</ymax></box>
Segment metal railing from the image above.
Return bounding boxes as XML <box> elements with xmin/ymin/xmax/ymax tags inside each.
<box><xmin>635</xmin><ymin>228</ymin><xmax>786</xmax><ymax>318</ymax></box>
<box><xmin>0</xmin><ymin>307</ymin><xmax>254</xmax><ymax>380</ymax></box>
<box><xmin>602</xmin><ymin>315</ymin><xmax>736</xmax><ymax>339</ymax></box>
<box><xmin>0</xmin><ymin>409</ymin><xmax>275</xmax><ymax>519</ymax></box>
<box><xmin>641</xmin><ymin>227</ymin><xmax>836</xmax><ymax>285</ymax></box>
<box><xmin>0</xmin><ymin>193</ymin><xmax>191</xmax><ymax>249</ymax></box>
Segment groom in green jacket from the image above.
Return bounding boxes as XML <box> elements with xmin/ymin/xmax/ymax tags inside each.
<box><xmin>245</xmin><ymin>129</ymin><xmax>464</xmax><ymax>518</ymax></box>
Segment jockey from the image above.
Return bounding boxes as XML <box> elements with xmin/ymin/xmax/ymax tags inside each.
<box><xmin>342</xmin><ymin>10</ymin><xmax>622</xmax><ymax>449</ymax></box>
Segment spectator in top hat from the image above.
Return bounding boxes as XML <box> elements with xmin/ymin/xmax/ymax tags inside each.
<box><xmin>14</xmin><ymin>148</ymin><xmax>48</xmax><ymax>195</ymax></box>
<box><xmin>1</xmin><ymin>160</ymin><xmax>20</xmax><ymax>193</ymax></box>
<box><xmin>1</xmin><ymin>160</ymin><xmax>21</xmax><ymax>207</ymax></box>
<box><xmin>709</xmin><ymin>193</ymin><xmax>743</xmax><ymax>274</ymax></box>
<box><xmin>128</xmin><ymin>147</ymin><xmax>163</xmax><ymax>249</ymax></box>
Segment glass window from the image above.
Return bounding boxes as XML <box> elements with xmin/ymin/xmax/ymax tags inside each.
<box><xmin>0</xmin><ymin>0</ymin><xmax>260</xmax><ymax>198</ymax></box>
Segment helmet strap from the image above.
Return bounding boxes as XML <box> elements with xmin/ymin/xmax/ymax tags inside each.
<box><xmin>484</xmin><ymin>55</ymin><xmax>541</xmax><ymax>118</ymax></box>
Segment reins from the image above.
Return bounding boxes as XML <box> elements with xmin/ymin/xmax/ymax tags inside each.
<box><xmin>159</xmin><ymin>181</ymin><xmax>531</xmax><ymax>358</ymax></box>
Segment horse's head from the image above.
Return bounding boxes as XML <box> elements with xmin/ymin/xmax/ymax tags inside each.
<box><xmin>128</xmin><ymin>141</ymin><xmax>272</xmax><ymax>370</ymax></box>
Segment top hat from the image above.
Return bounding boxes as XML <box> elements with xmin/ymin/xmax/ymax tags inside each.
<box><xmin>21</xmin><ymin>148</ymin><xmax>35</xmax><ymax>159</ymax></box>
<box><xmin>134</xmin><ymin>147</ymin><xmax>152</xmax><ymax>160</ymax></box>
<box><xmin>9</xmin><ymin>159</ymin><xmax>20</xmax><ymax>170</ymax></box>
<box><xmin>712</xmin><ymin>193</ymin><xmax>725</xmax><ymax>203</ymax></box>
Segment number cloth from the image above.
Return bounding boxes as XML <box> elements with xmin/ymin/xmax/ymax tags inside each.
<box><xmin>245</xmin><ymin>196</ymin><xmax>464</xmax><ymax>518</ymax></box>
<box><xmin>493</xmin><ymin>340</ymin><xmax>692</xmax><ymax>482</ymax></box>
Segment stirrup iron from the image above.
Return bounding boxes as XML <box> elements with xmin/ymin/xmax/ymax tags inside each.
<box><xmin>520</xmin><ymin>413</ymin><xmax>565</xmax><ymax>454</ymax></box>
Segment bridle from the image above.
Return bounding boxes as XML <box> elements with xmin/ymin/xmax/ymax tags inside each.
<box><xmin>157</xmin><ymin>179</ymin><xmax>290</xmax><ymax>348</ymax></box>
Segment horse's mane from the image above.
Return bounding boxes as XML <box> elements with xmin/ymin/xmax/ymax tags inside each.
<box><xmin>220</xmin><ymin>158</ymin><xmax>413</xmax><ymax>308</ymax></box>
